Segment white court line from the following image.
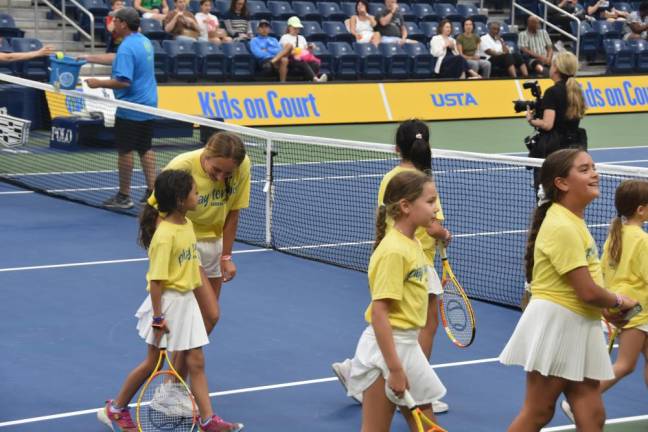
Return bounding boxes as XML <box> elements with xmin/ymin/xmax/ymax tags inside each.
<box><xmin>0</xmin><ymin>190</ymin><xmax>33</xmax><ymax>195</ymax></box>
<box><xmin>0</xmin><ymin>248</ymin><xmax>269</xmax><ymax>273</ymax></box>
<box><xmin>0</xmin><ymin>356</ymin><xmax>500</xmax><ymax>428</ymax></box>
<box><xmin>541</xmin><ymin>414</ymin><xmax>648</xmax><ymax>431</ymax></box>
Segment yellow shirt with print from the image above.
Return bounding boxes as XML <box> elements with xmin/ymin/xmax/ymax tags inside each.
<box><xmin>602</xmin><ymin>224</ymin><xmax>648</xmax><ymax>328</ymax></box>
<box><xmin>364</xmin><ymin>229</ymin><xmax>429</xmax><ymax>329</ymax></box>
<box><xmin>165</xmin><ymin>149</ymin><xmax>251</xmax><ymax>240</ymax></box>
<box><xmin>147</xmin><ymin>219</ymin><xmax>202</xmax><ymax>293</ymax></box>
<box><xmin>378</xmin><ymin>165</ymin><xmax>445</xmax><ymax>265</ymax></box>
<box><xmin>531</xmin><ymin>203</ymin><xmax>603</xmax><ymax>319</ymax></box>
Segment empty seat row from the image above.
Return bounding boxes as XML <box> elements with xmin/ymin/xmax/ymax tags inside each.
<box><xmin>603</xmin><ymin>38</ymin><xmax>648</xmax><ymax>73</ymax></box>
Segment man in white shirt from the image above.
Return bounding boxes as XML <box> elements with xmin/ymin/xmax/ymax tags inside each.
<box><xmin>480</xmin><ymin>22</ymin><xmax>528</xmax><ymax>77</ymax></box>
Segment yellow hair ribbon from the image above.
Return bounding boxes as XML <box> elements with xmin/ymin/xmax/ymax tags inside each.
<box><xmin>146</xmin><ymin>193</ymin><xmax>168</xmax><ymax>218</ymax></box>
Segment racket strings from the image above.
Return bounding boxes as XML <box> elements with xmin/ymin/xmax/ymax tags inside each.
<box><xmin>441</xmin><ymin>278</ymin><xmax>475</xmax><ymax>347</ymax></box>
<box><xmin>139</xmin><ymin>373</ymin><xmax>196</xmax><ymax>432</ymax></box>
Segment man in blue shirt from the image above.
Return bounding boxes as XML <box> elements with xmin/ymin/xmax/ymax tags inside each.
<box><xmin>81</xmin><ymin>7</ymin><xmax>157</xmax><ymax>209</ymax></box>
<box><xmin>249</xmin><ymin>19</ymin><xmax>289</xmax><ymax>82</ymax></box>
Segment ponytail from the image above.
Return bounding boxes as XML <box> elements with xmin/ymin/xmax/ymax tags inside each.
<box><xmin>374</xmin><ymin>205</ymin><xmax>388</xmax><ymax>250</ymax></box>
<box><xmin>138</xmin><ymin>204</ymin><xmax>159</xmax><ymax>249</ymax></box>
<box><xmin>395</xmin><ymin>119</ymin><xmax>432</xmax><ymax>174</ymax></box>
<box><xmin>565</xmin><ymin>77</ymin><xmax>586</xmax><ymax>120</ymax></box>
<box><xmin>524</xmin><ymin>201</ymin><xmax>551</xmax><ymax>283</ymax></box>
<box><xmin>409</xmin><ymin>138</ymin><xmax>432</xmax><ymax>174</ymax></box>
<box><xmin>607</xmin><ymin>216</ymin><xmax>624</xmax><ymax>267</ymax></box>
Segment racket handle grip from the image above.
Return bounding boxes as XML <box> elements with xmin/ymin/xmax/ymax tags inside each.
<box><xmin>402</xmin><ymin>390</ymin><xmax>417</xmax><ymax>409</ymax></box>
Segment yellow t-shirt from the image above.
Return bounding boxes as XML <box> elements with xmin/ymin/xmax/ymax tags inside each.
<box><xmin>146</xmin><ymin>218</ymin><xmax>202</xmax><ymax>293</ymax></box>
<box><xmin>531</xmin><ymin>203</ymin><xmax>603</xmax><ymax>319</ymax></box>
<box><xmin>601</xmin><ymin>224</ymin><xmax>648</xmax><ymax>328</ymax></box>
<box><xmin>378</xmin><ymin>165</ymin><xmax>445</xmax><ymax>264</ymax></box>
<box><xmin>164</xmin><ymin>149</ymin><xmax>251</xmax><ymax>240</ymax></box>
<box><xmin>364</xmin><ymin>229</ymin><xmax>429</xmax><ymax>329</ymax></box>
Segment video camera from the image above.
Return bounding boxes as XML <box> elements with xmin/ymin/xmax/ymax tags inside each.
<box><xmin>513</xmin><ymin>81</ymin><xmax>542</xmax><ymax>114</ymax></box>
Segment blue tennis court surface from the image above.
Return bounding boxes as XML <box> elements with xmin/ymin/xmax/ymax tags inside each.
<box><xmin>1</xmin><ymin>146</ymin><xmax>647</xmax><ymax>431</ymax></box>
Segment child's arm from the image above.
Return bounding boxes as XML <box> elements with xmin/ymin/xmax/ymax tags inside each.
<box><xmin>371</xmin><ymin>299</ymin><xmax>408</xmax><ymax>397</ymax></box>
<box><xmin>149</xmin><ymin>280</ymin><xmax>169</xmax><ymax>333</ymax></box>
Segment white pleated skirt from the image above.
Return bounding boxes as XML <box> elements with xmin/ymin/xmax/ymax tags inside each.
<box><xmin>499</xmin><ymin>299</ymin><xmax>614</xmax><ymax>381</ymax></box>
<box><xmin>135</xmin><ymin>289</ymin><xmax>209</xmax><ymax>352</ymax></box>
<box><xmin>346</xmin><ymin>326</ymin><xmax>447</xmax><ymax>405</ymax></box>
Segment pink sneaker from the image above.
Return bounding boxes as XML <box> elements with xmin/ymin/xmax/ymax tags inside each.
<box><xmin>199</xmin><ymin>414</ymin><xmax>244</xmax><ymax>432</ymax></box>
<box><xmin>97</xmin><ymin>400</ymin><xmax>137</xmax><ymax>432</ymax></box>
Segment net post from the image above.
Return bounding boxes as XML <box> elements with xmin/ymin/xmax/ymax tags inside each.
<box><xmin>264</xmin><ymin>137</ymin><xmax>273</xmax><ymax>248</ymax></box>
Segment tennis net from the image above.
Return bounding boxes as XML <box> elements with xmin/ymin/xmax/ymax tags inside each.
<box><xmin>2</xmin><ymin>73</ymin><xmax>647</xmax><ymax>308</ymax></box>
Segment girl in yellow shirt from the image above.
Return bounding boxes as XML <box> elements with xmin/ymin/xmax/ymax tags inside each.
<box><xmin>97</xmin><ymin>170</ymin><xmax>243</xmax><ymax>432</ymax></box>
<box><xmin>599</xmin><ymin>180</ymin><xmax>648</xmax><ymax>394</ymax></box>
<box><xmin>344</xmin><ymin>170</ymin><xmax>447</xmax><ymax>432</ymax></box>
<box><xmin>499</xmin><ymin>149</ymin><xmax>637</xmax><ymax>432</ymax></box>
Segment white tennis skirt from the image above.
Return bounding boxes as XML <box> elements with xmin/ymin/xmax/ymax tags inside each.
<box><xmin>427</xmin><ymin>265</ymin><xmax>443</xmax><ymax>295</ymax></box>
<box><xmin>135</xmin><ymin>289</ymin><xmax>209</xmax><ymax>352</ymax></box>
<box><xmin>499</xmin><ymin>299</ymin><xmax>614</xmax><ymax>382</ymax></box>
<box><xmin>346</xmin><ymin>326</ymin><xmax>446</xmax><ymax>405</ymax></box>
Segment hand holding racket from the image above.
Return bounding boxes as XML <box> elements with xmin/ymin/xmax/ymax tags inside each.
<box><xmin>439</xmin><ymin>247</ymin><xmax>476</xmax><ymax>348</ymax></box>
<box><xmin>401</xmin><ymin>391</ymin><xmax>448</xmax><ymax>432</ymax></box>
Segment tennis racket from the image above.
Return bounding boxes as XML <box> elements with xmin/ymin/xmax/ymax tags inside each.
<box><xmin>606</xmin><ymin>322</ymin><xmax>619</xmax><ymax>354</ymax></box>
<box><xmin>402</xmin><ymin>391</ymin><xmax>447</xmax><ymax>432</ymax></box>
<box><xmin>439</xmin><ymin>247</ymin><xmax>476</xmax><ymax>348</ymax></box>
<box><xmin>136</xmin><ymin>331</ymin><xmax>198</xmax><ymax>432</ymax></box>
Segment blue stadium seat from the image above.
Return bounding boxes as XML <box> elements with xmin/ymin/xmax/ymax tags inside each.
<box><xmin>189</xmin><ymin>0</ymin><xmax>201</xmax><ymax>14</ymax></box>
<box><xmin>611</xmin><ymin>1</ymin><xmax>633</xmax><ymax>13</ymax></box>
<box><xmin>270</xmin><ymin>20</ymin><xmax>287</xmax><ymax>37</ymax></box>
<box><xmin>368</xmin><ymin>3</ymin><xmax>386</xmax><ymax>16</ymax></box>
<box><xmin>404</xmin><ymin>21</ymin><xmax>426</xmax><ymax>43</ymax></box>
<box><xmin>420</xmin><ymin>21</ymin><xmax>438</xmax><ymax>39</ymax></box>
<box><xmin>413</xmin><ymin>3</ymin><xmax>439</xmax><ymax>22</ymax></box>
<box><xmin>474</xmin><ymin>21</ymin><xmax>487</xmax><ymax>36</ymax></box>
<box><xmin>309</xmin><ymin>41</ymin><xmax>333</xmax><ymax>77</ymax></box>
<box><xmin>141</xmin><ymin>18</ymin><xmax>169</xmax><ymax>40</ymax></box>
<box><xmin>247</xmin><ymin>0</ymin><xmax>273</xmax><ymax>20</ymax></box>
<box><xmin>434</xmin><ymin>3</ymin><xmax>462</xmax><ymax>21</ymax></box>
<box><xmin>0</xmin><ymin>37</ymin><xmax>13</xmax><ymax>74</ymax></box>
<box><xmin>500</xmin><ymin>23</ymin><xmax>518</xmax><ymax>43</ymax></box>
<box><xmin>80</xmin><ymin>0</ymin><xmax>109</xmax><ymax>32</ymax></box>
<box><xmin>196</xmin><ymin>40</ymin><xmax>226</xmax><ymax>80</ymax></box>
<box><xmin>404</xmin><ymin>42</ymin><xmax>433</xmax><ymax>78</ymax></box>
<box><xmin>302</xmin><ymin>21</ymin><xmax>328</xmax><ymax>42</ymax></box>
<box><xmin>505</xmin><ymin>40</ymin><xmax>519</xmax><ymax>54</ymax></box>
<box><xmin>604</xmin><ymin>39</ymin><xmax>634</xmax><ymax>73</ymax></box>
<box><xmin>628</xmin><ymin>38</ymin><xmax>648</xmax><ymax>72</ymax></box>
<box><xmin>457</xmin><ymin>4</ymin><xmax>488</xmax><ymax>22</ymax></box>
<box><xmin>340</xmin><ymin>2</ymin><xmax>357</xmax><ymax>18</ymax></box>
<box><xmin>267</xmin><ymin>1</ymin><xmax>296</xmax><ymax>20</ymax></box>
<box><xmin>323</xmin><ymin>21</ymin><xmax>355</xmax><ymax>43</ymax></box>
<box><xmin>354</xmin><ymin>42</ymin><xmax>384</xmax><ymax>78</ymax></box>
<box><xmin>514</xmin><ymin>0</ymin><xmax>540</xmax><ymax>17</ymax></box>
<box><xmin>451</xmin><ymin>21</ymin><xmax>462</xmax><ymax>36</ymax></box>
<box><xmin>151</xmin><ymin>40</ymin><xmax>169</xmax><ymax>82</ymax></box>
<box><xmin>380</xmin><ymin>42</ymin><xmax>410</xmax><ymax>78</ymax></box>
<box><xmin>592</xmin><ymin>20</ymin><xmax>623</xmax><ymax>40</ymax></box>
<box><xmin>213</xmin><ymin>0</ymin><xmax>229</xmax><ymax>14</ymax></box>
<box><xmin>162</xmin><ymin>39</ymin><xmax>199</xmax><ymax>81</ymax></box>
<box><xmin>571</xmin><ymin>20</ymin><xmax>600</xmax><ymax>59</ymax></box>
<box><xmin>11</xmin><ymin>38</ymin><xmax>48</xmax><ymax>80</ymax></box>
<box><xmin>293</xmin><ymin>1</ymin><xmax>321</xmax><ymax>22</ymax></box>
<box><xmin>328</xmin><ymin>41</ymin><xmax>360</xmax><ymax>79</ymax></box>
<box><xmin>319</xmin><ymin>2</ymin><xmax>348</xmax><ymax>21</ymax></box>
<box><xmin>222</xmin><ymin>41</ymin><xmax>255</xmax><ymax>80</ymax></box>
<box><xmin>398</xmin><ymin>3</ymin><xmax>417</xmax><ymax>21</ymax></box>
<box><xmin>0</xmin><ymin>13</ymin><xmax>25</xmax><ymax>38</ymax></box>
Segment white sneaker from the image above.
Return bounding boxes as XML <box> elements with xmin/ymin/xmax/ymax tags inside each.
<box><xmin>432</xmin><ymin>399</ymin><xmax>449</xmax><ymax>414</ymax></box>
<box><xmin>561</xmin><ymin>400</ymin><xmax>575</xmax><ymax>424</ymax></box>
<box><xmin>331</xmin><ymin>359</ymin><xmax>362</xmax><ymax>404</ymax></box>
<box><xmin>316</xmin><ymin>73</ymin><xmax>328</xmax><ymax>83</ymax></box>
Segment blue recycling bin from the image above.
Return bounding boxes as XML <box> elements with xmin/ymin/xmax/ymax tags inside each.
<box><xmin>49</xmin><ymin>55</ymin><xmax>86</xmax><ymax>90</ymax></box>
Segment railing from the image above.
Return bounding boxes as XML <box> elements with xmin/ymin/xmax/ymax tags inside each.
<box><xmin>511</xmin><ymin>0</ymin><xmax>581</xmax><ymax>58</ymax></box>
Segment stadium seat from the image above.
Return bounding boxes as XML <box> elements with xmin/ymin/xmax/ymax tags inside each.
<box><xmin>11</xmin><ymin>38</ymin><xmax>48</xmax><ymax>80</ymax></box>
<box><xmin>319</xmin><ymin>2</ymin><xmax>348</xmax><ymax>21</ymax></box>
<box><xmin>151</xmin><ymin>40</ymin><xmax>169</xmax><ymax>82</ymax></box>
<box><xmin>222</xmin><ymin>41</ymin><xmax>255</xmax><ymax>80</ymax></box>
<box><xmin>592</xmin><ymin>20</ymin><xmax>623</xmax><ymax>40</ymax></box>
<box><xmin>571</xmin><ymin>21</ymin><xmax>600</xmax><ymax>59</ymax></box>
<box><xmin>0</xmin><ymin>13</ymin><xmax>25</xmax><ymax>38</ymax></box>
<box><xmin>310</xmin><ymin>41</ymin><xmax>333</xmax><ymax>77</ymax></box>
<box><xmin>398</xmin><ymin>3</ymin><xmax>417</xmax><ymax>21</ymax></box>
<box><xmin>163</xmin><ymin>39</ymin><xmax>199</xmax><ymax>81</ymax></box>
<box><xmin>505</xmin><ymin>40</ymin><xmax>519</xmax><ymax>54</ymax></box>
<box><xmin>500</xmin><ymin>23</ymin><xmax>518</xmax><ymax>43</ymax></box>
<box><xmin>196</xmin><ymin>40</ymin><xmax>226</xmax><ymax>80</ymax></box>
<box><xmin>628</xmin><ymin>38</ymin><xmax>648</xmax><ymax>72</ymax></box>
<box><xmin>189</xmin><ymin>0</ymin><xmax>201</xmax><ymax>13</ymax></box>
<box><xmin>457</xmin><ymin>4</ymin><xmax>488</xmax><ymax>22</ymax></box>
<box><xmin>328</xmin><ymin>41</ymin><xmax>360</xmax><ymax>79</ymax></box>
<box><xmin>404</xmin><ymin>42</ymin><xmax>434</xmax><ymax>78</ymax></box>
<box><xmin>368</xmin><ymin>3</ymin><xmax>386</xmax><ymax>16</ymax></box>
<box><xmin>270</xmin><ymin>20</ymin><xmax>287</xmax><ymax>37</ymax></box>
<box><xmin>474</xmin><ymin>21</ymin><xmax>487</xmax><ymax>36</ymax></box>
<box><xmin>302</xmin><ymin>21</ymin><xmax>328</xmax><ymax>42</ymax></box>
<box><xmin>404</xmin><ymin>21</ymin><xmax>427</xmax><ymax>43</ymax></box>
<box><xmin>413</xmin><ymin>3</ymin><xmax>439</xmax><ymax>22</ymax></box>
<box><xmin>293</xmin><ymin>1</ymin><xmax>321</xmax><ymax>22</ymax></box>
<box><xmin>604</xmin><ymin>39</ymin><xmax>634</xmax><ymax>73</ymax></box>
<box><xmin>451</xmin><ymin>21</ymin><xmax>462</xmax><ymax>37</ymax></box>
<box><xmin>247</xmin><ymin>0</ymin><xmax>273</xmax><ymax>20</ymax></box>
<box><xmin>340</xmin><ymin>2</ymin><xmax>358</xmax><ymax>18</ymax></box>
<box><xmin>434</xmin><ymin>3</ymin><xmax>463</xmax><ymax>22</ymax></box>
<box><xmin>420</xmin><ymin>21</ymin><xmax>438</xmax><ymax>39</ymax></box>
<box><xmin>323</xmin><ymin>21</ymin><xmax>355</xmax><ymax>43</ymax></box>
<box><xmin>380</xmin><ymin>43</ymin><xmax>410</xmax><ymax>78</ymax></box>
<box><xmin>0</xmin><ymin>37</ymin><xmax>13</xmax><ymax>74</ymax></box>
<box><xmin>611</xmin><ymin>1</ymin><xmax>633</xmax><ymax>13</ymax></box>
<box><xmin>141</xmin><ymin>18</ymin><xmax>169</xmax><ymax>40</ymax></box>
<box><xmin>354</xmin><ymin>42</ymin><xmax>385</xmax><ymax>79</ymax></box>
<box><xmin>267</xmin><ymin>1</ymin><xmax>296</xmax><ymax>20</ymax></box>
<box><xmin>80</xmin><ymin>0</ymin><xmax>109</xmax><ymax>33</ymax></box>
<box><xmin>213</xmin><ymin>0</ymin><xmax>228</xmax><ymax>13</ymax></box>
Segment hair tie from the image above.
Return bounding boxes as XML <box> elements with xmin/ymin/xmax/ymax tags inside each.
<box><xmin>379</xmin><ymin>203</ymin><xmax>386</xmax><ymax>210</ymax></box>
<box><xmin>620</xmin><ymin>215</ymin><xmax>628</xmax><ymax>224</ymax></box>
<box><xmin>536</xmin><ymin>185</ymin><xmax>550</xmax><ymax>207</ymax></box>
<box><xmin>146</xmin><ymin>193</ymin><xmax>168</xmax><ymax>218</ymax></box>
<box><xmin>415</xmin><ymin>133</ymin><xmax>423</xmax><ymax>139</ymax></box>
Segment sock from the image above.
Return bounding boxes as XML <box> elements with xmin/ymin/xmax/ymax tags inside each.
<box><xmin>201</xmin><ymin>416</ymin><xmax>213</xmax><ymax>426</ymax></box>
<box><xmin>109</xmin><ymin>402</ymin><xmax>124</xmax><ymax>413</ymax></box>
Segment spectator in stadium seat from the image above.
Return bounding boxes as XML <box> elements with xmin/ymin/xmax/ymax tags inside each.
<box><xmin>280</xmin><ymin>16</ymin><xmax>328</xmax><ymax>82</ymax></box>
<box><xmin>349</xmin><ymin>0</ymin><xmax>381</xmax><ymax>47</ymax></box>
<box><xmin>80</xmin><ymin>7</ymin><xmax>158</xmax><ymax>210</ymax></box>
<box><xmin>375</xmin><ymin>0</ymin><xmax>416</xmax><ymax>44</ymax></box>
<box><xmin>250</xmin><ymin>19</ymin><xmax>290</xmax><ymax>81</ymax></box>
<box><xmin>431</xmin><ymin>19</ymin><xmax>481</xmax><ymax>78</ymax></box>
<box><xmin>164</xmin><ymin>0</ymin><xmax>201</xmax><ymax>40</ymax></box>
<box><xmin>106</xmin><ymin>0</ymin><xmax>125</xmax><ymax>53</ymax></box>
<box><xmin>625</xmin><ymin>1</ymin><xmax>648</xmax><ymax>39</ymax></box>
<box><xmin>134</xmin><ymin>0</ymin><xmax>169</xmax><ymax>21</ymax></box>
<box><xmin>195</xmin><ymin>0</ymin><xmax>232</xmax><ymax>44</ymax></box>
<box><xmin>550</xmin><ymin>0</ymin><xmax>588</xmax><ymax>36</ymax></box>
<box><xmin>0</xmin><ymin>43</ymin><xmax>53</xmax><ymax>62</ymax></box>
<box><xmin>223</xmin><ymin>0</ymin><xmax>253</xmax><ymax>41</ymax></box>
<box><xmin>481</xmin><ymin>21</ymin><xmax>529</xmax><ymax>77</ymax></box>
<box><xmin>457</xmin><ymin>18</ymin><xmax>491</xmax><ymax>78</ymax></box>
<box><xmin>587</xmin><ymin>0</ymin><xmax>629</xmax><ymax>21</ymax></box>
<box><xmin>518</xmin><ymin>16</ymin><xmax>554</xmax><ymax>75</ymax></box>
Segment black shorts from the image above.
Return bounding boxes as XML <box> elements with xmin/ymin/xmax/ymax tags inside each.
<box><xmin>114</xmin><ymin>117</ymin><xmax>153</xmax><ymax>154</ymax></box>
